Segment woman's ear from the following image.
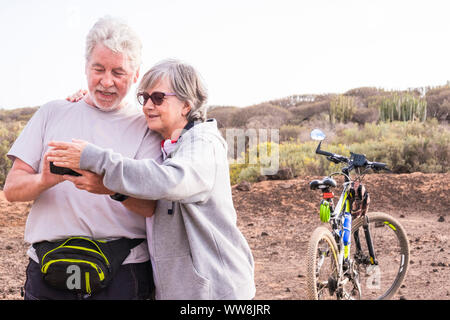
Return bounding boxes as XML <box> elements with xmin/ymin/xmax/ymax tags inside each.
<box><xmin>183</xmin><ymin>102</ymin><xmax>191</xmax><ymax>117</ymax></box>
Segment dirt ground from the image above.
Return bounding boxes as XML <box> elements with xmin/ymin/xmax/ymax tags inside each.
<box><xmin>0</xmin><ymin>172</ymin><xmax>449</xmax><ymax>300</ymax></box>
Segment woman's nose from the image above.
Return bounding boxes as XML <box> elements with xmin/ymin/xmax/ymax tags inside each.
<box><xmin>143</xmin><ymin>100</ymin><xmax>154</xmax><ymax>111</ymax></box>
<box><xmin>145</xmin><ymin>97</ymin><xmax>156</xmax><ymax>108</ymax></box>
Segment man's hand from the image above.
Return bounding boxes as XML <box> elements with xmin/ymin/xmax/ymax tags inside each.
<box><xmin>39</xmin><ymin>153</ymin><xmax>65</xmax><ymax>189</ymax></box>
<box><xmin>62</xmin><ymin>169</ymin><xmax>114</xmax><ymax>195</ymax></box>
<box><xmin>3</xmin><ymin>155</ymin><xmax>65</xmax><ymax>202</ymax></box>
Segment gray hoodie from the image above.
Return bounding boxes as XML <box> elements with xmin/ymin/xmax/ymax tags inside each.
<box><xmin>80</xmin><ymin>119</ymin><xmax>256</xmax><ymax>299</ymax></box>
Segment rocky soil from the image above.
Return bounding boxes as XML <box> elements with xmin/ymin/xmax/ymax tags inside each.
<box><xmin>1</xmin><ymin>172</ymin><xmax>449</xmax><ymax>300</ymax></box>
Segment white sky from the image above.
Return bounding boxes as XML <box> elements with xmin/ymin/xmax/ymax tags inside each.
<box><xmin>1</xmin><ymin>0</ymin><xmax>450</xmax><ymax>109</ymax></box>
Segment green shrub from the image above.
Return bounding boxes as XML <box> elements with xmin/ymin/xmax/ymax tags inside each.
<box><xmin>336</xmin><ymin>120</ymin><xmax>449</xmax><ymax>173</ymax></box>
<box><xmin>229</xmin><ymin>121</ymin><xmax>450</xmax><ymax>184</ymax></box>
<box><xmin>229</xmin><ymin>140</ymin><xmax>349</xmax><ymax>184</ymax></box>
<box><xmin>425</xmin><ymin>86</ymin><xmax>450</xmax><ymax>121</ymax></box>
<box><xmin>0</xmin><ymin>121</ymin><xmax>25</xmax><ymax>188</ymax></box>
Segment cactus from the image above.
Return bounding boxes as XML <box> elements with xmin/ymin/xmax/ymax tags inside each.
<box><xmin>377</xmin><ymin>93</ymin><xmax>427</xmax><ymax>122</ymax></box>
<box><xmin>329</xmin><ymin>95</ymin><xmax>357</xmax><ymax>124</ymax></box>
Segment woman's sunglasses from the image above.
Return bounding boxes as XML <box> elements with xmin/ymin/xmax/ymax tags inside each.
<box><xmin>137</xmin><ymin>91</ymin><xmax>177</xmax><ymax>106</ymax></box>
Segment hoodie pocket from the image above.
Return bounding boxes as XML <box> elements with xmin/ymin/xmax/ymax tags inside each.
<box><xmin>156</xmin><ymin>254</ymin><xmax>210</xmax><ymax>300</ymax></box>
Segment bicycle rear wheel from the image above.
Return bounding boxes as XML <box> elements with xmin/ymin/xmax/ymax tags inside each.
<box><xmin>306</xmin><ymin>226</ymin><xmax>340</xmax><ymax>300</ymax></box>
<box><xmin>351</xmin><ymin>211</ymin><xmax>409</xmax><ymax>300</ymax></box>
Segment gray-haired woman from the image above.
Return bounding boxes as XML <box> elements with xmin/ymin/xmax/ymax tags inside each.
<box><xmin>48</xmin><ymin>59</ymin><xmax>256</xmax><ymax>300</ymax></box>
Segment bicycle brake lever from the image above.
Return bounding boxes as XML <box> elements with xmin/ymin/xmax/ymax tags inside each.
<box><xmin>327</xmin><ymin>156</ymin><xmax>342</xmax><ymax>164</ymax></box>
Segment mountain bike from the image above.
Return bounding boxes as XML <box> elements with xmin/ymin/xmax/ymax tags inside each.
<box><xmin>305</xmin><ymin>129</ymin><xmax>409</xmax><ymax>300</ymax></box>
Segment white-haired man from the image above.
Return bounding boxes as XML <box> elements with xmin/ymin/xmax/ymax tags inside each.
<box><xmin>4</xmin><ymin>17</ymin><xmax>161</xmax><ymax>300</ymax></box>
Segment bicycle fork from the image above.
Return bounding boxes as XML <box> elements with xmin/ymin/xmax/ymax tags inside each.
<box><xmin>354</xmin><ymin>215</ymin><xmax>378</xmax><ymax>265</ymax></box>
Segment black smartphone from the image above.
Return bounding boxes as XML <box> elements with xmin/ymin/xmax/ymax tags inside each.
<box><xmin>50</xmin><ymin>162</ymin><xmax>81</xmax><ymax>176</ymax></box>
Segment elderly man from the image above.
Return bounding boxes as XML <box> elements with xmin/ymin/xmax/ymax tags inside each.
<box><xmin>3</xmin><ymin>17</ymin><xmax>161</xmax><ymax>300</ymax></box>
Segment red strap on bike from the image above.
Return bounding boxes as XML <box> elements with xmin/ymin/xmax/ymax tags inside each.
<box><xmin>323</xmin><ymin>192</ymin><xmax>334</xmax><ymax>199</ymax></box>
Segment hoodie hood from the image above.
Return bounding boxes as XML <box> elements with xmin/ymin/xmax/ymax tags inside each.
<box><xmin>177</xmin><ymin>118</ymin><xmax>227</xmax><ymax>150</ymax></box>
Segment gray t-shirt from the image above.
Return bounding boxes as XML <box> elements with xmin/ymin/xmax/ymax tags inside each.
<box><xmin>7</xmin><ymin>99</ymin><xmax>162</xmax><ymax>264</ymax></box>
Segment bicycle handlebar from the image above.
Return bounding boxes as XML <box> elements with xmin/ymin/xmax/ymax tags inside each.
<box><xmin>315</xmin><ymin>141</ymin><xmax>391</xmax><ymax>173</ymax></box>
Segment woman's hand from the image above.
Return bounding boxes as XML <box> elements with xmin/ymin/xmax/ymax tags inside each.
<box><xmin>47</xmin><ymin>139</ymin><xmax>88</xmax><ymax>169</ymax></box>
<box><xmin>66</xmin><ymin>89</ymin><xmax>87</xmax><ymax>102</ymax></box>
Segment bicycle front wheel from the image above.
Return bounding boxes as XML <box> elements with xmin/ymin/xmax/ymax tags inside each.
<box><xmin>306</xmin><ymin>226</ymin><xmax>340</xmax><ymax>300</ymax></box>
<box><xmin>351</xmin><ymin>211</ymin><xmax>410</xmax><ymax>300</ymax></box>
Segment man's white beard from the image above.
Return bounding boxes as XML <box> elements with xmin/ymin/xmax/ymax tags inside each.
<box><xmin>91</xmin><ymin>92</ymin><xmax>122</xmax><ymax>112</ymax></box>
<box><xmin>93</xmin><ymin>99</ymin><xmax>122</xmax><ymax>112</ymax></box>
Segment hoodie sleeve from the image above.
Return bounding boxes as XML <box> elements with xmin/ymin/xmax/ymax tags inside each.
<box><xmin>80</xmin><ymin>134</ymin><xmax>217</xmax><ymax>204</ymax></box>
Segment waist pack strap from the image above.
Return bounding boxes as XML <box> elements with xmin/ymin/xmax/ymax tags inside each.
<box><xmin>98</xmin><ymin>238</ymin><xmax>145</xmax><ymax>273</ymax></box>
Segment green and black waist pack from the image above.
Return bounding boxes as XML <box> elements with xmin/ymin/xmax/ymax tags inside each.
<box><xmin>33</xmin><ymin>237</ymin><xmax>143</xmax><ymax>296</ymax></box>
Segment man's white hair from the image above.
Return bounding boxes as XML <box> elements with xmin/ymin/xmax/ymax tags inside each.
<box><xmin>85</xmin><ymin>16</ymin><xmax>142</xmax><ymax>71</ymax></box>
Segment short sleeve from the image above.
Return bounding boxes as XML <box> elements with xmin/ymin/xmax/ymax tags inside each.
<box><xmin>7</xmin><ymin>105</ymin><xmax>48</xmax><ymax>172</ymax></box>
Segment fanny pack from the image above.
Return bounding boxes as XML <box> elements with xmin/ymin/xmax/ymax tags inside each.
<box><xmin>33</xmin><ymin>237</ymin><xmax>144</xmax><ymax>296</ymax></box>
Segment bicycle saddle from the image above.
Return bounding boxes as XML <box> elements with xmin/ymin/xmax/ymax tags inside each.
<box><xmin>309</xmin><ymin>177</ymin><xmax>337</xmax><ymax>190</ymax></box>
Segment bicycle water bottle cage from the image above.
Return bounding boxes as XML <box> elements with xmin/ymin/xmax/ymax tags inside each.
<box><xmin>309</xmin><ymin>177</ymin><xmax>337</xmax><ymax>190</ymax></box>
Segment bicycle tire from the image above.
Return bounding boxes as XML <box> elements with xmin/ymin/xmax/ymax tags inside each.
<box><xmin>351</xmin><ymin>211</ymin><xmax>409</xmax><ymax>300</ymax></box>
<box><xmin>306</xmin><ymin>226</ymin><xmax>340</xmax><ymax>300</ymax></box>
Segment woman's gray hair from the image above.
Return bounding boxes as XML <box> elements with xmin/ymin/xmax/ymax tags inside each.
<box><xmin>85</xmin><ymin>16</ymin><xmax>142</xmax><ymax>72</ymax></box>
<box><xmin>138</xmin><ymin>59</ymin><xmax>208</xmax><ymax>122</ymax></box>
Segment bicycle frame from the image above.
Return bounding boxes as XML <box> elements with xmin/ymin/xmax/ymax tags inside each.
<box><xmin>327</xmin><ymin>177</ymin><xmax>352</xmax><ymax>278</ymax></box>
<box><xmin>326</xmin><ymin>171</ymin><xmax>378</xmax><ymax>283</ymax></box>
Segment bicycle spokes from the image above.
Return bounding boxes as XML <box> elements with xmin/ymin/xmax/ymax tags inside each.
<box><xmin>351</xmin><ymin>213</ymin><xmax>409</xmax><ymax>300</ymax></box>
<box><xmin>315</xmin><ymin>243</ymin><xmax>339</xmax><ymax>299</ymax></box>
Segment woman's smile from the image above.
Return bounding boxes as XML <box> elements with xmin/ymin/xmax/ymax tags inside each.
<box><xmin>146</xmin><ymin>113</ymin><xmax>160</xmax><ymax>120</ymax></box>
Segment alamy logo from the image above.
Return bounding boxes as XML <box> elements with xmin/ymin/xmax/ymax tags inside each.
<box><xmin>66</xmin><ymin>265</ymin><xmax>81</xmax><ymax>290</ymax></box>
<box><xmin>365</xmin><ymin>265</ymin><xmax>381</xmax><ymax>290</ymax></box>
<box><xmin>176</xmin><ymin>127</ymin><xmax>280</xmax><ymax>175</ymax></box>
<box><xmin>226</xmin><ymin>128</ymin><xmax>279</xmax><ymax>175</ymax></box>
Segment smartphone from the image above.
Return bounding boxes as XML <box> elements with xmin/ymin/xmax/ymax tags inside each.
<box><xmin>50</xmin><ymin>162</ymin><xmax>81</xmax><ymax>176</ymax></box>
